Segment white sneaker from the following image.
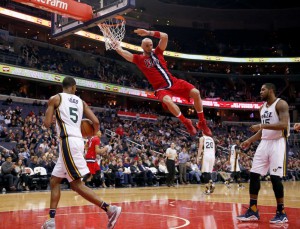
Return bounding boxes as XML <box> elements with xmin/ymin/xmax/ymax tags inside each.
<box><xmin>41</xmin><ymin>218</ymin><xmax>55</xmax><ymax>229</ymax></box>
<box><xmin>107</xmin><ymin>205</ymin><xmax>122</xmax><ymax>229</ymax></box>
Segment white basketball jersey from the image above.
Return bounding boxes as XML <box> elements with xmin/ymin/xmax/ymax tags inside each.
<box><xmin>56</xmin><ymin>93</ymin><xmax>83</xmax><ymax>139</ymax></box>
<box><xmin>261</xmin><ymin>98</ymin><xmax>290</xmax><ymax>140</ymax></box>
<box><xmin>203</xmin><ymin>136</ymin><xmax>215</xmax><ymax>156</ymax></box>
<box><xmin>230</xmin><ymin>145</ymin><xmax>239</xmax><ymax>161</ymax></box>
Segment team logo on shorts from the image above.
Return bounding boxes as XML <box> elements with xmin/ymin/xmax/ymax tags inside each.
<box><xmin>273</xmin><ymin>166</ymin><xmax>282</xmax><ymax>172</ymax></box>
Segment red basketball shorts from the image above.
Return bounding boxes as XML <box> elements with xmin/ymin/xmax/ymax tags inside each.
<box><xmin>86</xmin><ymin>161</ymin><xmax>100</xmax><ymax>174</ymax></box>
<box><xmin>155</xmin><ymin>79</ymin><xmax>195</xmax><ymax>102</ymax></box>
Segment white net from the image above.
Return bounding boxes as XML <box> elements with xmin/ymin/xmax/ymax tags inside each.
<box><xmin>98</xmin><ymin>16</ymin><xmax>126</xmax><ymax>50</ymax></box>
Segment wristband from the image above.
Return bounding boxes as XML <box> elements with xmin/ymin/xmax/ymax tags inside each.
<box><xmin>153</xmin><ymin>31</ymin><xmax>160</xmax><ymax>38</ymax></box>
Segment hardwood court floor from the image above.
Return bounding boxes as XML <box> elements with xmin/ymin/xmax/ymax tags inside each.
<box><xmin>0</xmin><ymin>181</ymin><xmax>299</xmax><ymax>229</ymax></box>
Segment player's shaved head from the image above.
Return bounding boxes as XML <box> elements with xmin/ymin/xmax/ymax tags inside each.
<box><xmin>141</xmin><ymin>38</ymin><xmax>153</xmax><ymax>55</ymax></box>
<box><xmin>142</xmin><ymin>38</ymin><xmax>152</xmax><ymax>45</ymax></box>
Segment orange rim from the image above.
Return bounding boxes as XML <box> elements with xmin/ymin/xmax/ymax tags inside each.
<box><xmin>99</xmin><ymin>15</ymin><xmax>126</xmax><ymax>27</ymax></box>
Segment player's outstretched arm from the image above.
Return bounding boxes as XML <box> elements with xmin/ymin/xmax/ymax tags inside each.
<box><xmin>134</xmin><ymin>29</ymin><xmax>168</xmax><ymax>51</ymax></box>
<box><xmin>115</xmin><ymin>46</ymin><xmax>134</xmax><ymax>62</ymax></box>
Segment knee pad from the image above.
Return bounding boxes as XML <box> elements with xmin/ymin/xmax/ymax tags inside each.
<box><xmin>249</xmin><ymin>172</ymin><xmax>261</xmax><ymax>195</ymax></box>
<box><xmin>271</xmin><ymin>175</ymin><xmax>284</xmax><ymax>199</ymax></box>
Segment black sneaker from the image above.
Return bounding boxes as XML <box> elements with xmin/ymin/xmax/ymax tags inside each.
<box><xmin>237</xmin><ymin>208</ymin><xmax>260</xmax><ymax>221</ymax></box>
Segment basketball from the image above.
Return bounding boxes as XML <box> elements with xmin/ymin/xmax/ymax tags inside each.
<box><xmin>81</xmin><ymin>119</ymin><xmax>94</xmax><ymax>138</ymax></box>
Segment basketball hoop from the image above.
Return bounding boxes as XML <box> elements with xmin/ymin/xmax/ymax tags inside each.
<box><xmin>98</xmin><ymin>15</ymin><xmax>126</xmax><ymax>50</ymax></box>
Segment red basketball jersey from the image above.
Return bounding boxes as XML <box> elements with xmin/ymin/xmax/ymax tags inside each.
<box><xmin>85</xmin><ymin>136</ymin><xmax>100</xmax><ymax>159</ymax></box>
<box><xmin>133</xmin><ymin>46</ymin><xmax>177</xmax><ymax>90</ymax></box>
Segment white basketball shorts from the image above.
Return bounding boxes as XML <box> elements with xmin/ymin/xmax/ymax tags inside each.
<box><xmin>230</xmin><ymin>159</ymin><xmax>240</xmax><ymax>172</ymax></box>
<box><xmin>251</xmin><ymin>138</ymin><xmax>287</xmax><ymax>177</ymax></box>
<box><xmin>201</xmin><ymin>155</ymin><xmax>215</xmax><ymax>173</ymax></box>
<box><xmin>52</xmin><ymin>137</ymin><xmax>89</xmax><ymax>182</ymax></box>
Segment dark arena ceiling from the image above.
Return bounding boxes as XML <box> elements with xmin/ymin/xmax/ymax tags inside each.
<box><xmin>158</xmin><ymin>0</ymin><xmax>300</xmax><ymax>9</ymax></box>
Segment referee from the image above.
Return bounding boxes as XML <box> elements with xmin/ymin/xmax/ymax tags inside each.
<box><xmin>165</xmin><ymin>143</ymin><xmax>178</xmax><ymax>187</ymax></box>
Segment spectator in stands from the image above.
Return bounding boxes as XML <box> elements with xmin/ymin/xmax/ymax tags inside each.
<box><xmin>129</xmin><ymin>160</ymin><xmax>142</xmax><ymax>185</ymax></box>
<box><xmin>14</xmin><ymin>158</ymin><xmax>30</xmax><ymax>191</ymax></box>
<box><xmin>0</xmin><ymin>126</ymin><xmax>8</xmax><ymax>138</ymax></box>
<box><xmin>108</xmin><ymin>159</ymin><xmax>118</xmax><ymax>187</ymax></box>
<box><xmin>2</xmin><ymin>97</ymin><xmax>12</xmax><ymax>105</ymax></box>
<box><xmin>178</xmin><ymin>147</ymin><xmax>189</xmax><ymax>184</ymax></box>
<box><xmin>28</xmin><ymin>155</ymin><xmax>39</xmax><ymax>170</ymax></box>
<box><xmin>15</xmin><ymin>106</ymin><xmax>22</xmax><ymax>116</ymax></box>
<box><xmin>136</xmin><ymin>159</ymin><xmax>151</xmax><ymax>186</ymax></box>
<box><xmin>108</xmin><ymin>27</ymin><xmax>212</xmax><ymax>136</ymax></box>
<box><xmin>39</xmin><ymin>140</ymin><xmax>49</xmax><ymax>154</ymax></box>
<box><xmin>45</xmin><ymin>155</ymin><xmax>56</xmax><ymax>176</ymax></box>
<box><xmin>6</xmin><ymin>129</ymin><xmax>16</xmax><ymax>142</ymax></box>
<box><xmin>0</xmin><ymin>154</ymin><xmax>4</xmax><ymax>166</ymax></box>
<box><xmin>19</xmin><ymin>145</ymin><xmax>30</xmax><ymax>163</ymax></box>
<box><xmin>1</xmin><ymin>155</ymin><xmax>19</xmax><ymax>191</ymax></box>
<box><xmin>4</xmin><ymin>113</ymin><xmax>11</xmax><ymax>126</ymax></box>
<box><xmin>0</xmin><ymin>111</ymin><xmax>5</xmax><ymax>123</ymax></box>
<box><xmin>99</xmin><ymin>159</ymin><xmax>108</xmax><ymax>188</ymax></box>
<box><xmin>100</xmin><ymin>158</ymin><xmax>115</xmax><ymax>188</ymax></box>
<box><xmin>38</xmin><ymin>155</ymin><xmax>48</xmax><ymax>168</ymax></box>
<box><xmin>115</xmin><ymin>124</ymin><xmax>124</xmax><ymax>137</ymax></box>
<box><xmin>158</xmin><ymin>157</ymin><xmax>168</xmax><ymax>174</ymax></box>
<box><xmin>189</xmin><ymin>159</ymin><xmax>201</xmax><ymax>184</ymax></box>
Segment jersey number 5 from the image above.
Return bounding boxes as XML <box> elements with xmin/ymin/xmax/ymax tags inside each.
<box><xmin>69</xmin><ymin>107</ymin><xmax>78</xmax><ymax>123</ymax></box>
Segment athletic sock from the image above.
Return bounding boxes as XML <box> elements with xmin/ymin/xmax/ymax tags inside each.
<box><xmin>197</xmin><ymin>111</ymin><xmax>204</xmax><ymax>121</ymax></box>
<box><xmin>49</xmin><ymin>209</ymin><xmax>56</xmax><ymax>218</ymax></box>
<box><xmin>100</xmin><ymin>201</ymin><xmax>110</xmax><ymax>212</ymax></box>
<box><xmin>250</xmin><ymin>199</ymin><xmax>257</xmax><ymax>212</ymax></box>
<box><xmin>277</xmin><ymin>203</ymin><xmax>284</xmax><ymax>213</ymax></box>
<box><xmin>177</xmin><ymin>112</ymin><xmax>187</xmax><ymax>123</ymax></box>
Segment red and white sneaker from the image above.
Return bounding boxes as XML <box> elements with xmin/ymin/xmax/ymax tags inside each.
<box><xmin>197</xmin><ymin>119</ymin><xmax>212</xmax><ymax>136</ymax></box>
<box><xmin>183</xmin><ymin>119</ymin><xmax>197</xmax><ymax>136</ymax></box>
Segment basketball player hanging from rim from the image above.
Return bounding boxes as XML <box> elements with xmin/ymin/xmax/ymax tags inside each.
<box><xmin>237</xmin><ymin>83</ymin><xmax>289</xmax><ymax>224</ymax></box>
<box><xmin>99</xmin><ymin>25</ymin><xmax>212</xmax><ymax>136</ymax></box>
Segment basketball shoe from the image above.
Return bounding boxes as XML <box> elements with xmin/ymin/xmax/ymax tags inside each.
<box><xmin>197</xmin><ymin>120</ymin><xmax>212</xmax><ymax>136</ymax></box>
<box><xmin>210</xmin><ymin>184</ymin><xmax>215</xmax><ymax>194</ymax></box>
<box><xmin>270</xmin><ymin>211</ymin><xmax>288</xmax><ymax>224</ymax></box>
<box><xmin>225</xmin><ymin>181</ymin><xmax>231</xmax><ymax>189</ymax></box>
<box><xmin>41</xmin><ymin>218</ymin><xmax>55</xmax><ymax>229</ymax></box>
<box><xmin>183</xmin><ymin>119</ymin><xmax>197</xmax><ymax>136</ymax></box>
<box><xmin>238</xmin><ymin>184</ymin><xmax>245</xmax><ymax>189</ymax></box>
<box><xmin>204</xmin><ymin>182</ymin><xmax>215</xmax><ymax>195</ymax></box>
<box><xmin>107</xmin><ymin>205</ymin><xmax>122</xmax><ymax>229</ymax></box>
<box><xmin>237</xmin><ymin>208</ymin><xmax>260</xmax><ymax>221</ymax></box>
